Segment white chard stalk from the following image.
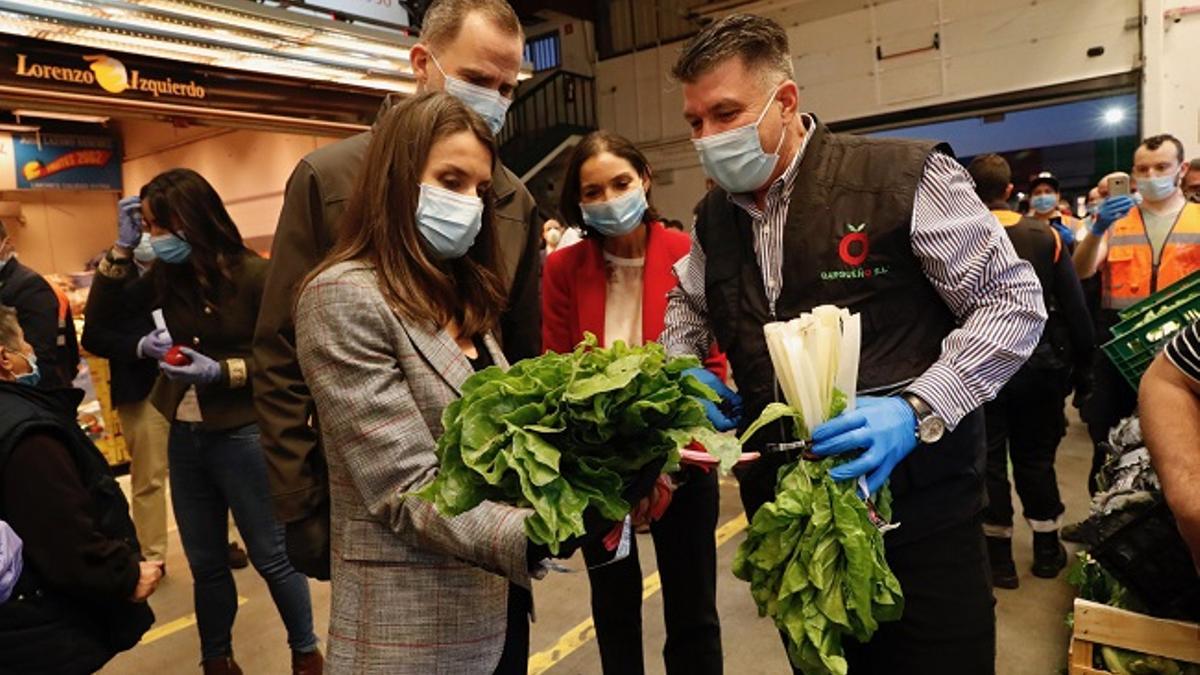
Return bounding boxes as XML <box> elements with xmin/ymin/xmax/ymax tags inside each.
<box><xmin>763</xmin><ymin>305</ymin><xmax>861</xmax><ymax>431</ymax></box>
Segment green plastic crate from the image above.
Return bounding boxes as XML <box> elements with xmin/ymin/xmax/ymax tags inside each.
<box><xmin>1103</xmin><ymin>283</ymin><xmax>1200</xmax><ymax>390</ymax></box>
<box><xmin>1116</xmin><ymin>270</ymin><xmax>1200</xmax><ymax>321</ymax></box>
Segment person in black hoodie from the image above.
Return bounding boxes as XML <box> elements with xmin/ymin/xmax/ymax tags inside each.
<box><xmin>0</xmin><ymin>304</ymin><xmax>160</xmax><ymax>674</ymax></box>
<box><xmin>967</xmin><ymin>155</ymin><xmax>1095</xmax><ymax>589</ymax></box>
<box><xmin>0</xmin><ymin>223</ymin><xmax>80</xmax><ymax>389</ymax></box>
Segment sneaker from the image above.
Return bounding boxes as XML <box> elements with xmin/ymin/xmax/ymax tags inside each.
<box><xmin>228</xmin><ymin>542</ymin><xmax>249</xmax><ymax>570</ymax></box>
<box><xmin>986</xmin><ymin>536</ymin><xmax>1019</xmax><ymax>589</ymax></box>
<box><xmin>1032</xmin><ymin>531</ymin><xmax>1068</xmax><ymax>578</ymax></box>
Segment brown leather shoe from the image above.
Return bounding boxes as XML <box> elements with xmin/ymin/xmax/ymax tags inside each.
<box><xmin>202</xmin><ymin>656</ymin><xmax>243</xmax><ymax>675</ymax></box>
<box><xmin>292</xmin><ymin>649</ymin><xmax>324</xmax><ymax>675</ymax></box>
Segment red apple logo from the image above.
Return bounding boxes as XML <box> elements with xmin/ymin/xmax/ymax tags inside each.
<box><xmin>838</xmin><ymin>223</ymin><xmax>869</xmax><ymax>267</ymax></box>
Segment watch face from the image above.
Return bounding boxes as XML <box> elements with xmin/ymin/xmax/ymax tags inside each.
<box><xmin>918</xmin><ymin>416</ymin><xmax>946</xmax><ymax>444</ymax></box>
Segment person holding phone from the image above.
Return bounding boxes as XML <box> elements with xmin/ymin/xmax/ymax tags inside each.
<box><xmin>1072</xmin><ymin>134</ymin><xmax>1200</xmax><ymax>501</ymax></box>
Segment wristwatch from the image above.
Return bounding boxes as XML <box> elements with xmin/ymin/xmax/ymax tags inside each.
<box><xmin>901</xmin><ymin>392</ymin><xmax>946</xmax><ymax>444</ymax></box>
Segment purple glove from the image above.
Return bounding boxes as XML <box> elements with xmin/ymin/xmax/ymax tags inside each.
<box><xmin>117</xmin><ymin>196</ymin><xmax>144</xmax><ymax>249</ymax></box>
<box><xmin>0</xmin><ymin>520</ymin><xmax>24</xmax><ymax>604</ymax></box>
<box><xmin>159</xmin><ymin>346</ymin><xmax>221</xmax><ymax>386</ymax></box>
<box><xmin>138</xmin><ymin>328</ymin><xmax>173</xmax><ymax>361</ymax></box>
<box><xmin>811</xmin><ymin>396</ymin><xmax>919</xmax><ymax>495</ymax></box>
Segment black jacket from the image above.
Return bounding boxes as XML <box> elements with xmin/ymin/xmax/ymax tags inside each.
<box><xmin>0</xmin><ymin>257</ymin><xmax>79</xmax><ymax>389</ymax></box>
<box><xmin>0</xmin><ymin>382</ymin><xmax>153</xmax><ymax>674</ymax></box>
<box><xmin>80</xmin><ymin>264</ymin><xmax>159</xmax><ymax>407</ymax></box>
<box><xmin>991</xmin><ymin>209</ymin><xmax>1094</xmax><ymax>374</ymax></box>
<box><xmin>93</xmin><ymin>250</ymin><xmax>267</xmax><ymax>431</ymax></box>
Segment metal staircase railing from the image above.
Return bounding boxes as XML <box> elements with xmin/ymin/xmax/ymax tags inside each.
<box><xmin>498</xmin><ymin>70</ymin><xmax>596</xmax><ymax>177</ymax></box>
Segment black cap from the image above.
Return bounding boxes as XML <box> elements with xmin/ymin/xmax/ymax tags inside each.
<box><xmin>1030</xmin><ymin>171</ymin><xmax>1060</xmax><ymax>192</ymax></box>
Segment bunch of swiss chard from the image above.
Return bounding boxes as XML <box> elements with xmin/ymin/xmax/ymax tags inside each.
<box><xmin>417</xmin><ymin>334</ymin><xmax>739</xmax><ymax>554</ymax></box>
<box><xmin>733</xmin><ymin>306</ymin><xmax>904</xmax><ymax>675</ymax></box>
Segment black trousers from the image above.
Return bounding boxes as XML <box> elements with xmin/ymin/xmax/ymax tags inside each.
<box><xmin>736</xmin><ymin>456</ymin><xmax>995</xmax><ymax>675</ymax></box>
<box><xmin>582</xmin><ymin>467</ymin><xmax>723</xmax><ymax>675</ymax></box>
<box><xmin>1081</xmin><ymin>317</ymin><xmax>1138</xmax><ymax>494</ymax></box>
<box><xmin>493</xmin><ymin>584</ymin><xmax>532</xmax><ymax>675</ymax></box>
<box><xmin>983</xmin><ymin>368</ymin><xmax>1069</xmax><ymax>529</ymax></box>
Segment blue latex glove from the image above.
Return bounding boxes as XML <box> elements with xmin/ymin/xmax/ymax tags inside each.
<box><xmin>159</xmin><ymin>346</ymin><xmax>221</xmax><ymax>385</ymax></box>
<box><xmin>0</xmin><ymin>520</ymin><xmax>23</xmax><ymax>604</ymax></box>
<box><xmin>1090</xmin><ymin>195</ymin><xmax>1136</xmax><ymax>235</ymax></box>
<box><xmin>1050</xmin><ymin>220</ymin><xmax>1076</xmax><ymax>248</ymax></box>
<box><xmin>685</xmin><ymin>367</ymin><xmax>743</xmax><ymax>432</ymax></box>
<box><xmin>117</xmin><ymin>195</ymin><xmax>144</xmax><ymax>249</ymax></box>
<box><xmin>811</xmin><ymin>396</ymin><xmax>918</xmax><ymax>495</ymax></box>
<box><xmin>138</xmin><ymin>327</ymin><xmax>173</xmax><ymax>361</ymax></box>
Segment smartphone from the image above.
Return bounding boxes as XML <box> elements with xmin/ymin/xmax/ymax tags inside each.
<box><xmin>1109</xmin><ymin>173</ymin><xmax>1131</xmax><ymax>197</ymax></box>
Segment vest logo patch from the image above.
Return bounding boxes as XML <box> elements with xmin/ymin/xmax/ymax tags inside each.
<box><xmin>822</xmin><ymin>223</ymin><xmax>891</xmax><ymax>281</ymax></box>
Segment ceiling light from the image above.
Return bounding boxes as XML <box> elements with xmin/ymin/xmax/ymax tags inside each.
<box><xmin>0</xmin><ymin>123</ymin><xmax>40</xmax><ymax>133</ymax></box>
<box><xmin>14</xmin><ymin>109</ymin><xmax>111</xmax><ymax>123</ymax></box>
<box><xmin>1103</xmin><ymin>108</ymin><xmax>1126</xmax><ymax>125</ymax></box>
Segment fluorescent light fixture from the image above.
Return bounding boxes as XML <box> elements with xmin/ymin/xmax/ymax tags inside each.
<box><xmin>0</xmin><ymin>123</ymin><xmax>40</xmax><ymax>132</ymax></box>
<box><xmin>1103</xmin><ymin>108</ymin><xmax>1126</xmax><ymax>125</ymax></box>
<box><xmin>14</xmin><ymin>109</ymin><xmax>111</xmax><ymax>123</ymax></box>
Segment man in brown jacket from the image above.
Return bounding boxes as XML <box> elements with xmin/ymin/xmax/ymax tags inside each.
<box><xmin>253</xmin><ymin>0</ymin><xmax>542</xmax><ymax>579</ymax></box>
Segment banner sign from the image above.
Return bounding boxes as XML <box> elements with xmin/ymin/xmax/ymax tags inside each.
<box><xmin>12</xmin><ymin>133</ymin><xmax>122</xmax><ymax>190</ymax></box>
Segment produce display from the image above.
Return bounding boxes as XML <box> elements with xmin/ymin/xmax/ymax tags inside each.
<box><xmin>733</xmin><ymin>307</ymin><xmax>904</xmax><ymax>675</ymax></box>
<box><xmin>417</xmin><ymin>334</ymin><xmax>740</xmax><ymax>554</ymax></box>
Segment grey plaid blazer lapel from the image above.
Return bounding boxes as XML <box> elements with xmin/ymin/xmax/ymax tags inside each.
<box><xmin>398</xmin><ymin>319</ymin><xmax>507</xmax><ymax>394</ymax></box>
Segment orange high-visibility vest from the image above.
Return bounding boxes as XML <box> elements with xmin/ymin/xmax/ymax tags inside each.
<box><xmin>1103</xmin><ymin>202</ymin><xmax>1200</xmax><ymax>309</ymax></box>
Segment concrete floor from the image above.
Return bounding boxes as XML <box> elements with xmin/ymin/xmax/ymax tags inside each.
<box><xmin>102</xmin><ymin>410</ymin><xmax>1094</xmax><ymax>674</ymax></box>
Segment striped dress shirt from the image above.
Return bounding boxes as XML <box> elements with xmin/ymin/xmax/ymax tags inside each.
<box><xmin>661</xmin><ymin>127</ymin><xmax>1047</xmax><ymax>429</ymax></box>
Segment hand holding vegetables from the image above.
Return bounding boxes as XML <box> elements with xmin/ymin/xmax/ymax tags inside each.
<box><xmin>158</xmin><ymin>346</ymin><xmax>220</xmax><ymax>385</ymax></box>
<box><xmin>812</xmin><ymin>396</ymin><xmax>918</xmax><ymax>495</ymax></box>
<box><xmin>685</xmin><ymin>367</ymin><xmax>743</xmax><ymax>431</ymax></box>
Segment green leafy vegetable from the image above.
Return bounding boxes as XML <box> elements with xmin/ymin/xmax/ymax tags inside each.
<box><xmin>734</xmin><ymin>398</ymin><xmax>903</xmax><ymax>675</ymax></box>
<box><xmin>418</xmin><ymin>334</ymin><xmax>740</xmax><ymax>553</ymax></box>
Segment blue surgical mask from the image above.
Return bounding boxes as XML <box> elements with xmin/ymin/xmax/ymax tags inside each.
<box><xmin>430</xmin><ymin>53</ymin><xmax>512</xmax><ymax>135</ymax></box>
<box><xmin>692</xmin><ymin>85</ymin><xmax>785</xmax><ymax>194</ymax></box>
<box><xmin>1086</xmin><ymin>203</ymin><xmax>1100</xmax><ymax>216</ymax></box>
<box><xmin>133</xmin><ymin>235</ymin><xmax>156</xmax><ymax>263</ymax></box>
<box><xmin>1030</xmin><ymin>194</ymin><xmax>1059</xmax><ymax>214</ymax></box>
<box><xmin>581</xmin><ymin>185</ymin><xmax>648</xmax><ymax>237</ymax></box>
<box><xmin>416</xmin><ymin>183</ymin><xmax>484</xmax><ymax>259</ymax></box>
<box><xmin>14</xmin><ymin>352</ymin><xmax>39</xmax><ymax>387</ymax></box>
<box><xmin>150</xmin><ymin>233</ymin><xmax>191</xmax><ymax>264</ymax></box>
<box><xmin>1138</xmin><ymin>174</ymin><xmax>1180</xmax><ymax>202</ymax></box>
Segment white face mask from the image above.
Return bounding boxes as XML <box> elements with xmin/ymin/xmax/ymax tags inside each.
<box><xmin>691</xmin><ymin>85</ymin><xmax>786</xmax><ymax>194</ymax></box>
<box><xmin>429</xmin><ymin>52</ymin><xmax>512</xmax><ymax>135</ymax></box>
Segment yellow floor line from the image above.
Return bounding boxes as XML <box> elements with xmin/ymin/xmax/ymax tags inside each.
<box><xmin>140</xmin><ymin>596</ymin><xmax>249</xmax><ymax>645</ymax></box>
<box><xmin>528</xmin><ymin>513</ymin><xmax>749</xmax><ymax>675</ymax></box>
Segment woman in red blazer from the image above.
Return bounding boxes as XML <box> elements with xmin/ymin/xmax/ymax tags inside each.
<box><xmin>542</xmin><ymin>131</ymin><xmax>723</xmax><ymax>675</ymax></box>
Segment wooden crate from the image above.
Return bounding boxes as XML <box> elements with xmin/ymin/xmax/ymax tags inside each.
<box><xmin>1069</xmin><ymin>598</ymin><xmax>1200</xmax><ymax>674</ymax></box>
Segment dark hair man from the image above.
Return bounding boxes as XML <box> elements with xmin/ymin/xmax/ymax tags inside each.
<box><xmin>1071</xmin><ymin>133</ymin><xmax>1200</xmax><ymax>497</ymax></box>
<box><xmin>661</xmin><ymin>14</ymin><xmax>1046</xmax><ymax>673</ymax></box>
<box><xmin>1184</xmin><ymin>157</ymin><xmax>1200</xmax><ymax>202</ymax></box>
<box><xmin>1028</xmin><ymin>171</ymin><xmax>1085</xmax><ymax>251</ymax></box>
<box><xmin>968</xmin><ymin>154</ymin><xmax>1094</xmax><ymax>589</ymax></box>
<box><xmin>0</xmin><ymin>222</ymin><xmax>79</xmax><ymax>389</ymax></box>
<box><xmin>252</xmin><ymin>0</ymin><xmax>543</xmax><ymax>581</ymax></box>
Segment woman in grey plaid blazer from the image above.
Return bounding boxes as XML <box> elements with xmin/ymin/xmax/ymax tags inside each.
<box><xmin>295</xmin><ymin>93</ymin><xmax>538</xmax><ymax>674</ymax></box>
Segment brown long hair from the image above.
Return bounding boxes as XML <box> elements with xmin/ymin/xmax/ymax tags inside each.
<box><xmin>559</xmin><ymin>130</ymin><xmax>661</xmax><ymax>238</ymax></box>
<box><xmin>140</xmin><ymin>168</ymin><xmax>251</xmax><ymax>307</ymax></box>
<box><xmin>304</xmin><ymin>92</ymin><xmax>507</xmax><ymax>337</ymax></box>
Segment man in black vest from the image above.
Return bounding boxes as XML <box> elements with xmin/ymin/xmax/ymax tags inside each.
<box><xmin>0</xmin><ymin>223</ymin><xmax>79</xmax><ymax>389</ymax></box>
<box><xmin>967</xmin><ymin>154</ymin><xmax>1094</xmax><ymax>589</ymax></box>
<box><xmin>662</xmin><ymin>15</ymin><xmax>1046</xmax><ymax>674</ymax></box>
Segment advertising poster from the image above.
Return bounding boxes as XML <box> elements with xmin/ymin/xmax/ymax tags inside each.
<box><xmin>12</xmin><ymin>133</ymin><xmax>122</xmax><ymax>190</ymax></box>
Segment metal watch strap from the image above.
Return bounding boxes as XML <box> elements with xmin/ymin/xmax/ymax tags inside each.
<box><xmin>901</xmin><ymin>393</ymin><xmax>931</xmax><ymax>438</ymax></box>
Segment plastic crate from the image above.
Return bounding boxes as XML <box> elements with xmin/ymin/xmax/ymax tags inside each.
<box><xmin>1102</xmin><ymin>280</ymin><xmax>1200</xmax><ymax>391</ymax></box>
<box><xmin>1089</xmin><ymin>499</ymin><xmax>1200</xmax><ymax>622</ymax></box>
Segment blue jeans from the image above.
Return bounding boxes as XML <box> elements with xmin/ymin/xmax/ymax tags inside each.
<box><xmin>168</xmin><ymin>422</ymin><xmax>318</xmax><ymax>660</ymax></box>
